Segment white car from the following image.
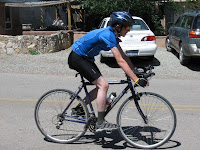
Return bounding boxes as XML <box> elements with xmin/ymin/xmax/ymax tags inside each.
<box><xmin>98</xmin><ymin>16</ymin><xmax>157</xmax><ymax>62</ymax></box>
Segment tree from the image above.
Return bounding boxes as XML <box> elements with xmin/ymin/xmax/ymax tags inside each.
<box><xmin>78</xmin><ymin>0</ymin><xmax>160</xmax><ymax>33</ymax></box>
<box><xmin>78</xmin><ymin>0</ymin><xmax>200</xmax><ymax>34</ymax></box>
<box><xmin>168</xmin><ymin>0</ymin><xmax>200</xmax><ymax>13</ymax></box>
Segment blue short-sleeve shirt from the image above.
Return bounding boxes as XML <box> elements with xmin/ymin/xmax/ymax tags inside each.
<box><xmin>72</xmin><ymin>26</ymin><xmax>119</xmax><ymax>58</ymax></box>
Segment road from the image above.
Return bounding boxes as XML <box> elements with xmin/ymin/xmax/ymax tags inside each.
<box><xmin>0</xmin><ymin>47</ymin><xmax>200</xmax><ymax>149</ymax></box>
<box><xmin>0</xmin><ymin>73</ymin><xmax>200</xmax><ymax>150</ymax></box>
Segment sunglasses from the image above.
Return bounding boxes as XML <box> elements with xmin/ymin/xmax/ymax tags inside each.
<box><xmin>125</xmin><ymin>26</ymin><xmax>130</xmax><ymax>31</ymax></box>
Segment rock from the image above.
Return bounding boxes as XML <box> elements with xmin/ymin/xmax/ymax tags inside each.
<box><xmin>27</xmin><ymin>44</ymin><xmax>36</xmax><ymax>49</ymax></box>
<box><xmin>15</xmin><ymin>48</ymin><xmax>20</xmax><ymax>54</ymax></box>
<box><xmin>6</xmin><ymin>42</ymin><xmax>13</xmax><ymax>48</ymax></box>
<box><xmin>0</xmin><ymin>36</ymin><xmax>8</xmax><ymax>41</ymax></box>
<box><xmin>7</xmin><ymin>48</ymin><xmax>15</xmax><ymax>55</ymax></box>
<box><xmin>0</xmin><ymin>31</ymin><xmax>72</xmax><ymax>55</ymax></box>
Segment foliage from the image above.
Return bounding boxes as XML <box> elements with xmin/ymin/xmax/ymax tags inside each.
<box><xmin>78</xmin><ymin>0</ymin><xmax>161</xmax><ymax>33</ymax></box>
<box><xmin>77</xmin><ymin>0</ymin><xmax>200</xmax><ymax>35</ymax></box>
<box><xmin>151</xmin><ymin>15</ymin><xmax>165</xmax><ymax>36</ymax></box>
<box><xmin>168</xmin><ymin>0</ymin><xmax>200</xmax><ymax>13</ymax></box>
<box><xmin>29</xmin><ymin>49</ymin><xmax>39</xmax><ymax>55</ymax></box>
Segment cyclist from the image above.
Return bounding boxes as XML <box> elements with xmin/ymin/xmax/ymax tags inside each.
<box><xmin>68</xmin><ymin>11</ymin><xmax>148</xmax><ymax>132</ymax></box>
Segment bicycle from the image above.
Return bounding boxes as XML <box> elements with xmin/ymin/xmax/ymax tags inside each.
<box><xmin>34</xmin><ymin>65</ymin><xmax>177</xmax><ymax>149</ymax></box>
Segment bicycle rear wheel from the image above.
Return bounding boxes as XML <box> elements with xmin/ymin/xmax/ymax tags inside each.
<box><xmin>117</xmin><ymin>92</ymin><xmax>176</xmax><ymax>149</ymax></box>
<box><xmin>34</xmin><ymin>89</ymin><xmax>89</xmax><ymax>143</ymax></box>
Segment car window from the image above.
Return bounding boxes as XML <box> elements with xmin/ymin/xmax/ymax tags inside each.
<box><xmin>180</xmin><ymin>16</ymin><xmax>188</xmax><ymax>28</ymax></box>
<box><xmin>183</xmin><ymin>16</ymin><xmax>194</xmax><ymax>29</ymax></box>
<box><xmin>98</xmin><ymin>20</ymin><xmax>106</xmax><ymax>28</ymax></box>
<box><xmin>99</xmin><ymin>17</ymin><xmax>149</xmax><ymax>30</ymax></box>
<box><xmin>131</xmin><ymin>19</ymin><xmax>149</xmax><ymax>30</ymax></box>
<box><xmin>175</xmin><ymin>16</ymin><xmax>184</xmax><ymax>27</ymax></box>
<box><xmin>193</xmin><ymin>16</ymin><xmax>200</xmax><ymax>29</ymax></box>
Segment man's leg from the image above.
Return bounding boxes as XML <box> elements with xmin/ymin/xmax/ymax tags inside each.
<box><xmin>92</xmin><ymin>76</ymin><xmax>118</xmax><ymax>132</ymax></box>
<box><xmin>92</xmin><ymin>76</ymin><xmax>109</xmax><ymax>125</ymax></box>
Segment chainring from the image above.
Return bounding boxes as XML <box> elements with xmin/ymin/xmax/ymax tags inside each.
<box><xmin>87</xmin><ymin>116</ymin><xmax>97</xmax><ymax>133</ymax></box>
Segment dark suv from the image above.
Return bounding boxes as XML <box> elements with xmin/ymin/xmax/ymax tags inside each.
<box><xmin>166</xmin><ymin>10</ymin><xmax>200</xmax><ymax>65</ymax></box>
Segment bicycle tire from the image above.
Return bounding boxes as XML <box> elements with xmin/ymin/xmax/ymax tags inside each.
<box><xmin>117</xmin><ymin>92</ymin><xmax>177</xmax><ymax>149</ymax></box>
<box><xmin>34</xmin><ymin>89</ymin><xmax>89</xmax><ymax>143</ymax></box>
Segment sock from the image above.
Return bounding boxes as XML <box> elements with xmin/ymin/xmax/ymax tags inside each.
<box><xmin>97</xmin><ymin>111</ymin><xmax>105</xmax><ymax>125</ymax></box>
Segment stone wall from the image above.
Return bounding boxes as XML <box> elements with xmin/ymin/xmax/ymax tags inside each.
<box><xmin>0</xmin><ymin>30</ymin><xmax>73</xmax><ymax>55</ymax></box>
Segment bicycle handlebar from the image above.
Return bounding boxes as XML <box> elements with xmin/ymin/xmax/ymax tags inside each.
<box><xmin>133</xmin><ymin>65</ymin><xmax>155</xmax><ymax>79</ymax></box>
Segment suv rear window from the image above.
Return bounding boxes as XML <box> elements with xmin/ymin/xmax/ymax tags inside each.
<box><xmin>193</xmin><ymin>16</ymin><xmax>200</xmax><ymax>29</ymax></box>
<box><xmin>183</xmin><ymin>16</ymin><xmax>194</xmax><ymax>29</ymax></box>
<box><xmin>175</xmin><ymin>16</ymin><xmax>184</xmax><ymax>27</ymax></box>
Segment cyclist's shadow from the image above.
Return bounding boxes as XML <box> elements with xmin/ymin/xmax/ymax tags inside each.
<box><xmin>44</xmin><ymin>130</ymin><xmax>181</xmax><ymax>149</ymax></box>
<box><xmin>83</xmin><ymin>130</ymin><xmax>128</xmax><ymax>149</ymax></box>
<box><xmin>80</xmin><ymin>130</ymin><xmax>181</xmax><ymax>149</ymax></box>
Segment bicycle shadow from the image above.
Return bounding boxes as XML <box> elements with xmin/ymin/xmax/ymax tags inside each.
<box><xmin>102</xmin><ymin>57</ymin><xmax>161</xmax><ymax>69</ymax></box>
<box><xmin>73</xmin><ymin>130</ymin><xmax>181</xmax><ymax>149</ymax></box>
<box><xmin>44</xmin><ymin>129</ymin><xmax>181</xmax><ymax>149</ymax></box>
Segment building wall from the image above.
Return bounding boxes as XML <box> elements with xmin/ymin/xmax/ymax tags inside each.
<box><xmin>0</xmin><ymin>3</ymin><xmax>22</xmax><ymax>35</ymax></box>
<box><xmin>0</xmin><ymin>3</ymin><xmax>4</xmax><ymax>33</ymax></box>
<box><xmin>19</xmin><ymin>6</ymin><xmax>68</xmax><ymax>30</ymax></box>
<box><xmin>0</xmin><ymin>0</ymin><xmax>68</xmax><ymax>35</ymax></box>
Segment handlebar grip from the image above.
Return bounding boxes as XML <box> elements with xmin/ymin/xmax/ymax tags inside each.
<box><xmin>135</xmin><ymin>65</ymin><xmax>154</xmax><ymax>72</ymax></box>
<box><xmin>133</xmin><ymin>65</ymin><xmax>155</xmax><ymax>79</ymax></box>
<box><xmin>143</xmin><ymin>72</ymin><xmax>155</xmax><ymax>78</ymax></box>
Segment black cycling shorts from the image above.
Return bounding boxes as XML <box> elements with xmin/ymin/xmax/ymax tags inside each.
<box><xmin>68</xmin><ymin>51</ymin><xmax>102</xmax><ymax>83</ymax></box>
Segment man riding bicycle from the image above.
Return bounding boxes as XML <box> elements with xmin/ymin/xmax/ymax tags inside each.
<box><xmin>68</xmin><ymin>11</ymin><xmax>148</xmax><ymax>132</ymax></box>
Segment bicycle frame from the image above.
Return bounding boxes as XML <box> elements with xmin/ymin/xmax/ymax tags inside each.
<box><xmin>61</xmin><ymin>74</ymin><xmax>147</xmax><ymax>124</ymax></box>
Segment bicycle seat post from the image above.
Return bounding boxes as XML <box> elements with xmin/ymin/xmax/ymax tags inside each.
<box><xmin>78</xmin><ymin>74</ymin><xmax>96</xmax><ymax>114</ymax></box>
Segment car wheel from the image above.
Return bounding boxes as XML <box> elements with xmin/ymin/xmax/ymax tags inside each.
<box><xmin>179</xmin><ymin>43</ymin><xmax>190</xmax><ymax>65</ymax></box>
<box><xmin>166</xmin><ymin>36</ymin><xmax>172</xmax><ymax>52</ymax></box>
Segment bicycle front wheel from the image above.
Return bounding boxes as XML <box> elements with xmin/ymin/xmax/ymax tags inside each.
<box><xmin>117</xmin><ymin>92</ymin><xmax>177</xmax><ymax>149</ymax></box>
<box><xmin>34</xmin><ymin>89</ymin><xmax>89</xmax><ymax>143</ymax></box>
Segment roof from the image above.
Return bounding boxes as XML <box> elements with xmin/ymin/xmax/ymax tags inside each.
<box><xmin>0</xmin><ymin>0</ymin><xmax>24</xmax><ymax>2</ymax></box>
<box><xmin>5</xmin><ymin>0</ymin><xmax>77</xmax><ymax>7</ymax></box>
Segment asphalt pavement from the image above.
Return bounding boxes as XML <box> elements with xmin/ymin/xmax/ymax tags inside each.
<box><xmin>0</xmin><ymin>47</ymin><xmax>200</xmax><ymax>150</ymax></box>
<box><xmin>0</xmin><ymin>73</ymin><xmax>200</xmax><ymax>150</ymax></box>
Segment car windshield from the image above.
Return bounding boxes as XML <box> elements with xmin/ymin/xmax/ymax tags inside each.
<box><xmin>131</xmin><ymin>19</ymin><xmax>149</xmax><ymax>30</ymax></box>
<box><xmin>193</xmin><ymin>16</ymin><xmax>200</xmax><ymax>29</ymax></box>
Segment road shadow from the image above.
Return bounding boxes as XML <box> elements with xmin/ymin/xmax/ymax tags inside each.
<box><xmin>44</xmin><ymin>130</ymin><xmax>181</xmax><ymax>149</ymax></box>
<box><xmin>171</xmin><ymin>50</ymin><xmax>200</xmax><ymax>71</ymax></box>
<box><xmin>102</xmin><ymin>57</ymin><xmax>161</xmax><ymax>69</ymax></box>
<box><xmin>76</xmin><ymin>130</ymin><xmax>180</xmax><ymax>149</ymax></box>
